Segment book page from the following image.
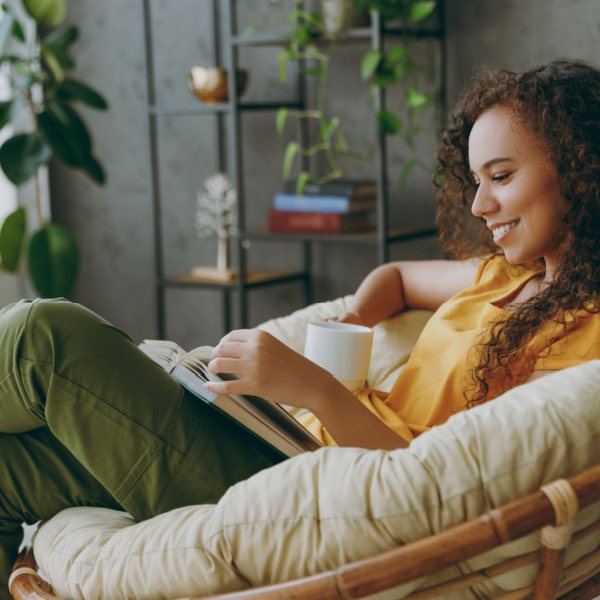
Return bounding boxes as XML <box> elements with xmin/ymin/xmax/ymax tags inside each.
<box><xmin>139</xmin><ymin>339</ymin><xmax>186</xmax><ymax>371</ymax></box>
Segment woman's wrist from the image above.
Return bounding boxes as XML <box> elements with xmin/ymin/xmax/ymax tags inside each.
<box><xmin>308</xmin><ymin>371</ymin><xmax>356</xmax><ymax>420</ymax></box>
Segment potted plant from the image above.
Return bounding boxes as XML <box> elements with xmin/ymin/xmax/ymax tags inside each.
<box><xmin>0</xmin><ymin>0</ymin><xmax>108</xmax><ymax>298</ymax></box>
<box><xmin>274</xmin><ymin>1</ymin><xmax>370</xmax><ymax>192</ymax></box>
<box><xmin>357</xmin><ymin>0</ymin><xmax>437</xmax><ymax>182</ymax></box>
<box><xmin>262</xmin><ymin>0</ymin><xmax>438</xmax><ymax>190</ymax></box>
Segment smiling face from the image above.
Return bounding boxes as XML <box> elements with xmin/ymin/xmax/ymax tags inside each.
<box><xmin>469</xmin><ymin>105</ymin><xmax>568</xmax><ymax>280</ymax></box>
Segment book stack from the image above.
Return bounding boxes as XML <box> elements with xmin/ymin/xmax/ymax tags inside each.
<box><xmin>268</xmin><ymin>179</ymin><xmax>377</xmax><ymax>234</ymax></box>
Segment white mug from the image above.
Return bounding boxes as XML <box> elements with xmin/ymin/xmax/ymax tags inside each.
<box><xmin>304</xmin><ymin>321</ymin><xmax>373</xmax><ymax>392</ymax></box>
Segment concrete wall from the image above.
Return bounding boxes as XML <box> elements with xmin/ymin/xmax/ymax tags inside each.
<box><xmin>46</xmin><ymin>0</ymin><xmax>599</xmax><ymax>347</ymax></box>
<box><xmin>445</xmin><ymin>0</ymin><xmax>600</xmax><ymax>106</ymax></box>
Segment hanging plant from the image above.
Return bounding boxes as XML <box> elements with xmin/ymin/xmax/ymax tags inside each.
<box><xmin>250</xmin><ymin>0</ymin><xmax>438</xmax><ymax>190</ymax></box>
<box><xmin>276</xmin><ymin>2</ymin><xmax>370</xmax><ymax>191</ymax></box>
<box><xmin>244</xmin><ymin>1</ymin><xmax>370</xmax><ymax>193</ymax></box>
<box><xmin>0</xmin><ymin>0</ymin><xmax>108</xmax><ymax>297</ymax></box>
<box><xmin>358</xmin><ymin>0</ymin><xmax>438</xmax><ymax>182</ymax></box>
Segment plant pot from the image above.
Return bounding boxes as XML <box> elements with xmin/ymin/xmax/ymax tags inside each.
<box><xmin>321</xmin><ymin>0</ymin><xmax>368</xmax><ymax>35</ymax></box>
<box><xmin>187</xmin><ymin>67</ymin><xmax>249</xmax><ymax>104</ymax></box>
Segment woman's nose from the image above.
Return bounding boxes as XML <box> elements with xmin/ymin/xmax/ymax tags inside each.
<box><xmin>471</xmin><ymin>183</ymin><xmax>498</xmax><ymax>218</ymax></box>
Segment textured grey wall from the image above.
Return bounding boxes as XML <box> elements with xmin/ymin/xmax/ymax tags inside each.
<box><xmin>48</xmin><ymin>0</ymin><xmax>599</xmax><ymax>348</ymax></box>
<box><xmin>445</xmin><ymin>0</ymin><xmax>600</xmax><ymax>105</ymax></box>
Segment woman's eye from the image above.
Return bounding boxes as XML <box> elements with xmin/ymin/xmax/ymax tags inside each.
<box><xmin>492</xmin><ymin>173</ymin><xmax>510</xmax><ymax>182</ymax></box>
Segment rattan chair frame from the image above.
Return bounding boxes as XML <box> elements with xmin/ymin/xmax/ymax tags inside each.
<box><xmin>10</xmin><ymin>462</ymin><xmax>600</xmax><ymax>600</ymax></box>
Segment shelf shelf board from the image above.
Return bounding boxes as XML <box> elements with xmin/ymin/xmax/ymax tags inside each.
<box><xmin>231</xmin><ymin>26</ymin><xmax>442</xmax><ymax>48</ymax></box>
<box><xmin>149</xmin><ymin>100</ymin><xmax>303</xmax><ymax>115</ymax></box>
<box><xmin>239</xmin><ymin>225</ymin><xmax>437</xmax><ymax>244</ymax></box>
<box><xmin>239</xmin><ymin>100</ymin><xmax>303</xmax><ymax>112</ymax></box>
<box><xmin>149</xmin><ymin>103</ymin><xmax>228</xmax><ymax>116</ymax></box>
<box><xmin>161</xmin><ymin>269</ymin><xmax>308</xmax><ymax>289</ymax></box>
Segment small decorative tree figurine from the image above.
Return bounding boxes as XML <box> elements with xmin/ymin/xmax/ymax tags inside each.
<box><xmin>193</xmin><ymin>173</ymin><xmax>238</xmax><ymax>281</ymax></box>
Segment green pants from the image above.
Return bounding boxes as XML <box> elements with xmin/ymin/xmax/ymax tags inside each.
<box><xmin>0</xmin><ymin>299</ymin><xmax>282</xmax><ymax>600</ymax></box>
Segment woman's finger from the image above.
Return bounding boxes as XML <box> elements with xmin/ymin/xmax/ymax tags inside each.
<box><xmin>207</xmin><ymin>356</ymin><xmax>243</xmax><ymax>375</ymax></box>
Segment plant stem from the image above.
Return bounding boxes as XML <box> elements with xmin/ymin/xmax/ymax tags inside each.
<box><xmin>315</xmin><ymin>45</ymin><xmax>342</xmax><ymax>176</ymax></box>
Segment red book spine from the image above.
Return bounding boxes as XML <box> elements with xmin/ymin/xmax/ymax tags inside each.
<box><xmin>268</xmin><ymin>209</ymin><xmax>369</xmax><ymax>234</ymax></box>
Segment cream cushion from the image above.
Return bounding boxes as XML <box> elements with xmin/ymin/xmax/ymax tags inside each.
<box><xmin>32</xmin><ymin>302</ymin><xmax>600</xmax><ymax>600</ymax></box>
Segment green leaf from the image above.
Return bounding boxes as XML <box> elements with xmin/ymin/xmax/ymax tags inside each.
<box><xmin>0</xmin><ymin>4</ymin><xmax>25</xmax><ymax>46</ymax></box>
<box><xmin>406</xmin><ymin>87</ymin><xmax>430</xmax><ymax>109</ymax></box>
<box><xmin>42</xmin><ymin>23</ymin><xmax>78</xmax><ymax>49</ymax></box>
<box><xmin>41</xmin><ymin>25</ymin><xmax>77</xmax><ymax>70</ymax></box>
<box><xmin>22</xmin><ymin>0</ymin><xmax>67</xmax><ymax>26</ymax></box>
<box><xmin>295</xmin><ymin>171</ymin><xmax>310</xmax><ymax>195</ymax></box>
<box><xmin>376</xmin><ymin>109</ymin><xmax>401</xmax><ymax>135</ymax></box>
<box><xmin>57</xmin><ymin>78</ymin><xmax>108</xmax><ymax>110</ymax></box>
<box><xmin>27</xmin><ymin>223</ymin><xmax>79</xmax><ymax>298</ymax></box>
<box><xmin>360</xmin><ymin>49</ymin><xmax>381</xmax><ymax>81</ymax></box>
<box><xmin>299</xmin><ymin>66</ymin><xmax>325</xmax><ymax>78</ymax></box>
<box><xmin>302</xmin><ymin>9</ymin><xmax>321</xmax><ymax>30</ymax></box>
<box><xmin>283</xmin><ymin>141</ymin><xmax>300</xmax><ymax>178</ymax></box>
<box><xmin>371</xmin><ymin>71</ymin><xmax>398</xmax><ymax>87</ymax></box>
<box><xmin>385</xmin><ymin>45</ymin><xmax>407</xmax><ymax>65</ymax></box>
<box><xmin>410</xmin><ymin>1</ymin><xmax>436</xmax><ymax>23</ymax></box>
<box><xmin>0</xmin><ymin>133</ymin><xmax>52</xmax><ymax>185</ymax></box>
<box><xmin>319</xmin><ymin>117</ymin><xmax>339</xmax><ymax>144</ymax></box>
<box><xmin>0</xmin><ymin>9</ymin><xmax>14</xmax><ymax>54</ymax></box>
<box><xmin>81</xmin><ymin>155</ymin><xmax>105</xmax><ymax>185</ymax></box>
<box><xmin>393</xmin><ymin>60</ymin><xmax>413</xmax><ymax>81</ymax></box>
<box><xmin>0</xmin><ymin>99</ymin><xmax>16</xmax><ymax>130</ymax></box>
<box><xmin>278</xmin><ymin>49</ymin><xmax>293</xmax><ymax>83</ymax></box>
<box><xmin>39</xmin><ymin>100</ymin><xmax>91</xmax><ymax>167</ymax></box>
<box><xmin>41</xmin><ymin>46</ymin><xmax>65</xmax><ymax>83</ymax></box>
<box><xmin>0</xmin><ymin>7</ymin><xmax>25</xmax><ymax>46</ymax></box>
<box><xmin>0</xmin><ymin>206</ymin><xmax>26</xmax><ymax>272</ymax></box>
<box><xmin>11</xmin><ymin>14</ymin><xmax>25</xmax><ymax>42</ymax></box>
<box><xmin>276</xmin><ymin>108</ymin><xmax>289</xmax><ymax>136</ymax></box>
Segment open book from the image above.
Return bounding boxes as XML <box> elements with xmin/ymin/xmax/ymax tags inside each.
<box><xmin>138</xmin><ymin>339</ymin><xmax>322</xmax><ymax>458</ymax></box>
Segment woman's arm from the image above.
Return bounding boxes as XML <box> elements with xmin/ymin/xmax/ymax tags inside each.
<box><xmin>205</xmin><ymin>259</ymin><xmax>482</xmax><ymax>450</ymax></box>
<box><xmin>335</xmin><ymin>259</ymin><xmax>481</xmax><ymax>327</ymax></box>
<box><xmin>205</xmin><ymin>329</ymin><xmax>410</xmax><ymax>450</ymax></box>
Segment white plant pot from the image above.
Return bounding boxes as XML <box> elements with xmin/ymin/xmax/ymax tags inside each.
<box><xmin>321</xmin><ymin>0</ymin><xmax>355</xmax><ymax>35</ymax></box>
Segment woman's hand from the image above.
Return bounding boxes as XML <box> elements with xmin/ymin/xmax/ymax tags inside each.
<box><xmin>205</xmin><ymin>329</ymin><xmax>346</xmax><ymax>413</ymax></box>
<box><xmin>326</xmin><ymin>312</ymin><xmax>364</xmax><ymax>325</ymax></box>
<box><xmin>204</xmin><ymin>328</ymin><xmax>410</xmax><ymax>450</ymax></box>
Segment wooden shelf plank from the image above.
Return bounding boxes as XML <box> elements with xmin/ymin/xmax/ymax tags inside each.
<box><xmin>163</xmin><ymin>270</ymin><xmax>307</xmax><ymax>288</ymax></box>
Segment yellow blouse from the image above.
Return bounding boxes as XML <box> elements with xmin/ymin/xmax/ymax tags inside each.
<box><xmin>302</xmin><ymin>254</ymin><xmax>600</xmax><ymax>446</ymax></box>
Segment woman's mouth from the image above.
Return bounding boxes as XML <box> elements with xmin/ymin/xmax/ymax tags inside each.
<box><xmin>491</xmin><ymin>220</ymin><xmax>520</xmax><ymax>241</ymax></box>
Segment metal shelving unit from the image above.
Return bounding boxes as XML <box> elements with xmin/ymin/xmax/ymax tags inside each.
<box><xmin>142</xmin><ymin>0</ymin><xmax>310</xmax><ymax>337</ymax></box>
<box><xmin>142</xmin><ymin>0</ymin><xmax>445</xmax><ymax>337</ymax></box>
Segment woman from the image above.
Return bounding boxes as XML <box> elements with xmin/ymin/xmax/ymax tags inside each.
<box><xmin>1</xmin><ymin>58</ymin><xmax>599</xmax><ymax>599</ymax></box>
<box><xmin>207</xmin><ymin>58</ymin><xmax>600</xmax><ymax>448</ymax></box>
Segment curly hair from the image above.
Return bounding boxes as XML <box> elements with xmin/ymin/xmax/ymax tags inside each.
<box><xmin>435</xmin><ymin>59</ymin><xmax>600</xmax><ymax>406</ymax></box>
